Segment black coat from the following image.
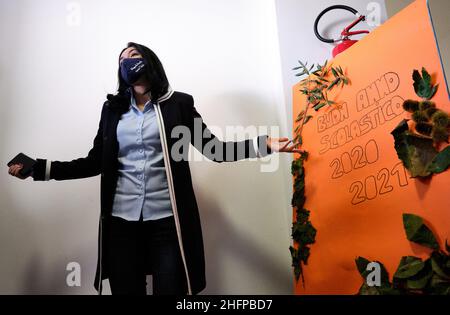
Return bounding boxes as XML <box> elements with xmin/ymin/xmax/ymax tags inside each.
<box><xmin>32</xmin><ymin>88</ymin><xmax>271</xmax><ymax>295</ymax></box>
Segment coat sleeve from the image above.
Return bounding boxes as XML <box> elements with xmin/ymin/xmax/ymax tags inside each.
<box><xmin>32</xmin><ymin>104</ymin><xmax>107</xmax><ymax>181</ymax></box>
<box><xmin>187</xmin><ymin>95</ymin><xmax>272</xmax><ymax>163</ymax></box>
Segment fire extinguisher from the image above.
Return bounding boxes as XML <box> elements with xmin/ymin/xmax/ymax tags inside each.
<box><xmin>314</xmin><ymin>5</ymin><xmax>370</xmax><ymax>58</ymax></box>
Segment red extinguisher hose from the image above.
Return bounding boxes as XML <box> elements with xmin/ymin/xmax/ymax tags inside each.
<box><xmin>314</xmin><ymin>5</ymin><xmax>360</xmax><ymax>43</ymax></box>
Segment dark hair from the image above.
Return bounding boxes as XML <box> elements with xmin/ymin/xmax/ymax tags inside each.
<box><xmin>107</xmin><ymin>42</ymin><xmax>170</xmax><ymax>113</ymax></box>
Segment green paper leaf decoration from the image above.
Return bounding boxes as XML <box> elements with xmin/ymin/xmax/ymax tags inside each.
<box><xmin>421</xmin><ymin>67</ymin><xmax>431</xmax><ymax>87</ymax></box>
<box><xmin>412</xmin><ymin>67</ymin><xmax>438</xmax><ymax>100</ymax></box>
<box><xmin>430</xmin><ymin>251</ymin><xmax>450</xmax><ymax>279</ymax></box>
<box><xmin>391</xmin><ymin>120</ymin><xmax>438</xmax><ymax>177</ymax></box>
<box><xmin>355</xmin><ymin>256</ymin><xmax>371</xmax><ymax>277</ymax></box>
<box><xmin>426</xmin><ymin>145</ymin><xmax>450</xmax><ymax>174</ymax></box>
<box><xmin>393</xmin><ymin>256</ymin><xmax>425</xmax><ymax>279</ymax></box>
<box><xmin>406</xmin><ymin>272</ymin><xmax>433</xmax><ymax>290</ymax></box>
<box><xmin>403</xmin><ymin>213</ymin><xmax>439</xmax><ymax>249</ymax></box>
<box><xmin>405</xmin><ymin>259</ymin><xmax>433</xmax><ymax>290</ymax></box>
<box><xmin>429</xmin><ymin>274</ymin><xmax>450</xmax><ymax>294</ymax></box>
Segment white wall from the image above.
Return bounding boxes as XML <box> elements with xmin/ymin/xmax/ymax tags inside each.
<box><xmin>0</xmin><ymin>0</ymin><xmax>292</xmax><ymax>294</ymax></box>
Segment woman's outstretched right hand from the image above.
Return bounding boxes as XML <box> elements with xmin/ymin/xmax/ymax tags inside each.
<box><xmin>8</xmin><ymin>164</ymin><xmax>31</xmax><ymax>180</ymax></box>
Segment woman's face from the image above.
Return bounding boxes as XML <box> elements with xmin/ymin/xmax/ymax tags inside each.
<box><xmin>119</xmin><ymin>46</ymin><xmax>142</xmax><ymax>64</ymax></box>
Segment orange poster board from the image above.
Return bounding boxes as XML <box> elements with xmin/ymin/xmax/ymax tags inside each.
<box><xmin>293</xmin><ymin>0</ymin><xmax>450</xmax><ymax>294</ymax></box>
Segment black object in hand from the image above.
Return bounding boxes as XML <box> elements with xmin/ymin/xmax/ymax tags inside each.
<box><xmin>7</xmin><ymin>153</ymin><xmax>37</xmax><ymax>177</ymax></box>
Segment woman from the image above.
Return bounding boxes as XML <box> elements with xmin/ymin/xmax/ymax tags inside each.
<box><xmin>8</xmin><ymin>42</ymin><xmax>301</xmax><ymax>295</ymax></box>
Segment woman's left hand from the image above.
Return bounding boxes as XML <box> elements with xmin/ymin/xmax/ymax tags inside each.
<box><xmin>266</xmin><ymin>137</ymin><xmax>303</xmax><ymax>153</ymax></box>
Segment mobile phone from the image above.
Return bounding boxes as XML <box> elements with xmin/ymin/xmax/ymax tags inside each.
<box><xmin>7</xmin><ymin>153</ymin><xmax>37</xmax><ymax>177</ymax></box>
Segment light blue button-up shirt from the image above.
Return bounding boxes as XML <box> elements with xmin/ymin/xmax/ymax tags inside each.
<box><xmin>111</xmin><ymin>92</ymin><xmax>173</xmax><ymax>221</ymax></box>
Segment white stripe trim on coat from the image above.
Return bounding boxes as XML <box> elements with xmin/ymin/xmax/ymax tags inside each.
<box><xmin>153</xmin><ymin>101</ymin><xmax>193</xmax><ymax>295</ymax></box>
<box><xmin>45</xmin><ymin>160</ymin><xmax>51</xmax><ymax>181</ymax></box>
<box><xmin>157</xmin><ymin>85</ymin><xmax>174</xmax><ymax>103</ymax></box>
<box><xmin>97</xmin><ymin>213</ymin><xmax>103</xmax><ymax>295</ymax></box>
<box><xmin>252</xmin><ymin>136</ymin><xmax>261</xmax><ymax>158</ymax></box>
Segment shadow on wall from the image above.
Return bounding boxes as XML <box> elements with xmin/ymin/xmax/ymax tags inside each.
<box><xmin>0</xmin><ymin>197</ymin><xmax>81</xmax><ymax>294</ymax></box>
<box><xmin>0</xmin><ymin>204</ymin><xmax>37</xmax><ymax>294</ymax></box>
<box><xmin>21</xmin><ymin>254</ymin><xmax>68</xmax><ymax>294</ymax></box>
<box><xmin>191</xmin><ymin>91</ymin><xmax>292</xmax><ymax>294</ymax></box>
<box><xmin>198</xmin><ymin>192</ymin><xmax>292</xmax><ymax>294</ymax></box>
<box><xmin>19</xmin><ymin>245</ymin><xmax>95</xmax><ymax>295</ymax></box>
<box><xmin>0</xmin><ymin>204</ymin><xmax>95</xmax><ymax>295</ymax></box>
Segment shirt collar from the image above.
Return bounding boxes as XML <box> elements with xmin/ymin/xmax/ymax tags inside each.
<box><xmin>128</xmin><ymin>88</ymin><xmax>153</xmax><ymax>113</ymax></box>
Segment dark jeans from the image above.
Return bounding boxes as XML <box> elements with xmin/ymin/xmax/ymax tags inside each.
<box><xmin>107</xmin><ymin>214</ymin><xmax>188</xmax><ymax>295</ymax></box>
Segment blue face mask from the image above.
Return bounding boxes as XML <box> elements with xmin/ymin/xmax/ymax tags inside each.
<box><xmin>120</xmin><ymin>58</ymin><xmax>146</xmax><ymax>85</ymax></box>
